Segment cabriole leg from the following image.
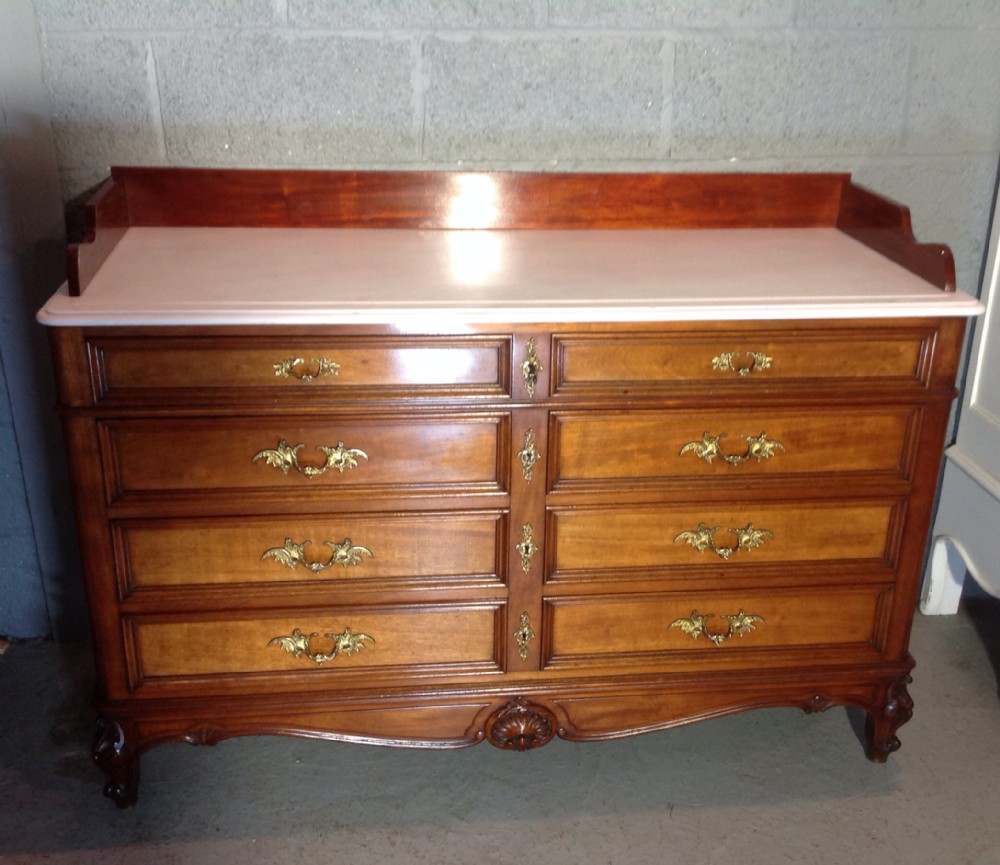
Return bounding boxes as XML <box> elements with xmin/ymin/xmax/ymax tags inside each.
<box><xmin>864</xmin><ymin>676</ymin><xmax>914</xmax><ymax>763</ymax></box>
<box><xmin>93</xmin><ymin>717</ymin><xmax>140</xmax><ymax>808</ymax></box>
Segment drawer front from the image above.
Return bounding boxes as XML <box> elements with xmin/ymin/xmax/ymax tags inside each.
<box><xmin>553</xmin><ymin>327</ymin><xmax>933</xmax><ymax>394</ymax></box>
<box><xmin>545</xmin><ymin>585</ymin><xmax>892</xmax><ymax>671</ymax></box>
<box><xmin>88</xmin><ymin>335</ymin><xmax>510</xmax><ymax>402</ymax></box>
<box><xmin>551</xmin><ymin>406</ymin><xmax>919</xmax><ymax>488</ymax></box>
<box><xmin>548</xmin><ymin>500</ymin><xmax>902</xmax><ymax>581</ymax></box>
<box><xmin>117</xmin><ymin>511</ymin><xmax>506</xmax><ymax>592</ymax></box>
<box><xmin>130</xmin><ymin>603</ymin><xmax>503</xmax><ymax>684</ymax></box>
<box><xmin>102</xmin><ymin>414</ymin><xmax>508</xmax><ymax>500</ymax></box>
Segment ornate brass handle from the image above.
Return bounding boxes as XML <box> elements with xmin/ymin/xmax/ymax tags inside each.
<box><xmin>516</xmin><ymin>523</ymin><xmax>538</xmax><ymax>573</ymax></box>
<box><xmin>513</xmin><ymin>611</ymin><xmax>536</xmax><ymax>660</ymax></box>
<box><xmin>712</xmin><ymin>351</ymin><xmax>772</xmax><ymax>377</ymax></box>
<box><xmin>674</xmin><ymin>522</ymin><xmax>773</xmax><ymax>560</ymax></box>
<box><xmin>252</xmin><ymin>439</ymin><xmax>368</xmax><ymax>477</ymax></box>
<box><xmin>669</xmin><ymin>609</ymin><xmax>764</xmax><ymax>647</ymax></box>
<box><xmin>273</xmin><ymin>357</ymin><xmax>340</xmax><ymax>381</ymax></box>
<box><xmin>680</xmin><ymin>431</ymin><xmax>785</xmax><ymax>465</ymax></box>
<box><xmin>261</xmin><ymin>538</ymin><xmax>373</xmax><ymax>572</ymax></box>
<box><xmin>522</xmin><ymin>339</ymin><xmax>542</xmax><ymax>397</ymax></box>
<box><xmin>518</xmin><ymin>428</ymin><xmax>540</xmax><ymax>482</ymax></box>
<box><xmin>268</xmin><ymin>627</ymin><xmax>374</xmax><ymax>665</ymax></box>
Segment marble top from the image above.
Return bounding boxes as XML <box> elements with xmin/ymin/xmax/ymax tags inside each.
<box><xmin>38</xmin><ymin>226</ymin><xmax>982</xmax><ymax>327</ymax></box>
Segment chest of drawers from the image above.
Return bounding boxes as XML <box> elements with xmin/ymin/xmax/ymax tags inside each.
<box><xmin>40</xmin><ymin>169</ymin><xmax>980</xmax><ymax>806</ymax></box>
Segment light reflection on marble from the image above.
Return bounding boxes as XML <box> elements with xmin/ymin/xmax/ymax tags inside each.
<box><xmin>447</xmin><ymin>230</ymin><xmax>503</xmax><ymax>286</ymax></box>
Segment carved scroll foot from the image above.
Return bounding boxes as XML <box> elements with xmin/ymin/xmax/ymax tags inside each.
<box><xmin>484</xmin><ymin>697</ymin><xmax>557</xmax><ymax>751</ymax></box>
<box><xmin>864</xmin><ymin>676</ymin><xmax>914</xmax><ymax>763</ymax></box>
<box><xmin>93</xmin><ymin>717</ymin><xmax>140</xmax><ymax>808</ymax></box>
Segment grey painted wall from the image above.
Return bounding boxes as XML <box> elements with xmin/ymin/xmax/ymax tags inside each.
<box><xmin>3</xmin><ymin>0</ymin><xmax>999</xmax><ymax>637</ymax></box>
<box><xmin>1</xmin><ymin>0</ymin><xmax>84</xmax><ymax>640</ymax></box>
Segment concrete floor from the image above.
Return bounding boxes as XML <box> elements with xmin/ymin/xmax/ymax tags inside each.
<box><xmin>1</xmin><ymin>600</ymin><xmax>999</xmax><ymax>865</ymax></box>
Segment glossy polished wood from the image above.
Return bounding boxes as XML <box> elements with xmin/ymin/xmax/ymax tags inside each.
<box><xmin>86</xmin><ymin>334</ymin><xmax>511</xmax><ymax>403</ymax></box>
<box><xmin>101</xmin><ymin>414</ymin><xmax>509</xmax><ymax>499</ymax></box>
<box><xmin>544</xmin><ymin>585</ymin><xmax>892</xmax><ymax>671</ymax></box>
<box><xmin>546</xmin><ymin>500</ymin><xmax>900</xmax><ymax>573</ymax></box>
<box><xmin>112</xmin><ymin>167</ymin><xmax>846</xmax><ymax>229</ymax></box>
<box><xmin>67</xmin><ymin>168</ymin><xmax>956</xmax><ymax>297</ymax></box>
<box><xmin>838</xmin><ymin>181</ymin><xmax>956</xmax><ymax>290</ymax></box>
<box><xmin>130</xmin><ymin>603</ymin><xmax>504</xmax><ymax>683</ymax></box>
<box><xmin>549</xmin><ymin>406</ymin><xmax>919</xmax><ymax>486</ymax></box>
<box><xmin>118</xmin><ymin>511</ymin><xmax>506</xmax><ymax>593</ymax></box>
<box><xmin>553</xmin><ymin>324</ymin><xmax>935</xmax><ymax>392</ymax></box>
<box><xmin>45</xmin><ymin>169</ymin><xmax>972</xmax><ymax>807</ymax></box>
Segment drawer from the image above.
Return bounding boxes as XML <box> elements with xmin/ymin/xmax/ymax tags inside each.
<box><xmin>86</xmin><ymin>334</ymin><xmax>511</xmax><ymax>403</ymax></box>
<box><xmin>550</xmin><ymin>406</ymin><xmax>920</xmax><ymax>489</ymax></box>
<box><xmin>101</xmin><ymin>414</ymin><xmax>509</xmax><ymax>502</ymax></box>
<box><xmin>552</xmin><ymin>326</ymin><xmax>934</xmax><ymax>394</ymax></box>
<box><xmin>544</xmin><ymin>585</ymin><xmax>892</xmax><ymax>671</ymax></box>
<box><xmin>547</xmin><ymin>500</ymin><xmax>902</xmax><ymax>582</ymax></box>
<box><xmin>128</xmin><ymin>603</ymin><xmax>504</xmax><ymax>686</ymax></box>
<box><xmin>115</xmin><ymin>511</ymin><xmax>506</xmax><ymax>593</ymax></box>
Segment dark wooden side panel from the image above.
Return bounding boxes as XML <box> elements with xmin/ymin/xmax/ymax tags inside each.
<box><xmin>47</xmin><ymin>327</ymin><xmax>94</xmax><ymax>406</ymax></box>
<box><xmin>67</xmin><ymin>177</ymin><xmax>129</xmax><ymax>296</ymax></box>
<box><xmin>837</xmin><ymin>181</ymin><xmax>956</xmax><ymax>291</ymax></box>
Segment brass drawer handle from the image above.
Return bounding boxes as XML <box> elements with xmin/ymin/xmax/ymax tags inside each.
<box><xmin>680</xmin><ymin>431</ymin><xmax>785</xmax><ymax>465</ymax></box>
<box><xmin>268</xmin><ymin>627</ymin><xmax>374</xmax><ymax>665</ymax></box>
<box><xmin>669</xmin><ymin>609</ymin><xmax>765</xmax><ymax>647</ymax></box>
<box><xmin>674</xmin><ymin>522</ymin><xmax>773</xmax><ymax>560</ymax></box>
<box><xmin>712</xmin><ymin>351</ymin><xmax>772</xmax><ymax>377</ymax></box>
<box><xmin>273</xmin><ymin>357</ymin><xmax>340</xmax><ymax>381</ymax></box>
<box><xmin>252</xmin><ymin>439</ymin><xmax>368</xmax><ymax>477</ymax></box>
<box><xmin>522</xmin><ymin>339</ymin><xmax>542</xmax><ymax>397</ymax></box>
<box><xmin>262</xmin><ymin>538</ymin><xmax>373</xmax><ymax>572</ymax></box>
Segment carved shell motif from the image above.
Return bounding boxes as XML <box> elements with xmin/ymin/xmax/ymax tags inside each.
<box><xmin>484</xmin><ymin>698</ymin><xmax>557</xmax><ymax>751</ymax></box>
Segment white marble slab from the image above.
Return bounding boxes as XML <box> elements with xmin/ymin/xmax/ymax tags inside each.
<box><xmin>38</xmin><ymin>226</ymin><xmax>983</xmax><ymax>327</ymax></box>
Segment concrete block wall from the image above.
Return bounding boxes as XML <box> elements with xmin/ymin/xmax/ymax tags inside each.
<box><xmin>32</xmin><ymin>0</ymin><xmax>1000</xmax><ymax>298</ymax></box>
<box><xmin>5</xmin><ymin>1</ymin><xmax>999</xmax><ymax>637</ymax></box>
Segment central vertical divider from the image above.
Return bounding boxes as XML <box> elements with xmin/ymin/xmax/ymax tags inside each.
<box><xmin>505</xmin><ymin>331</ymin><xmax>552</xmax><ymax>672</ymax></box>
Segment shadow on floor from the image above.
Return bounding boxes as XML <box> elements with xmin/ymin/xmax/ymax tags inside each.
<box><xmin>963</xmin><ymin>596</ymin><xmax>1000</xmax><ymax>698</ymax></box>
